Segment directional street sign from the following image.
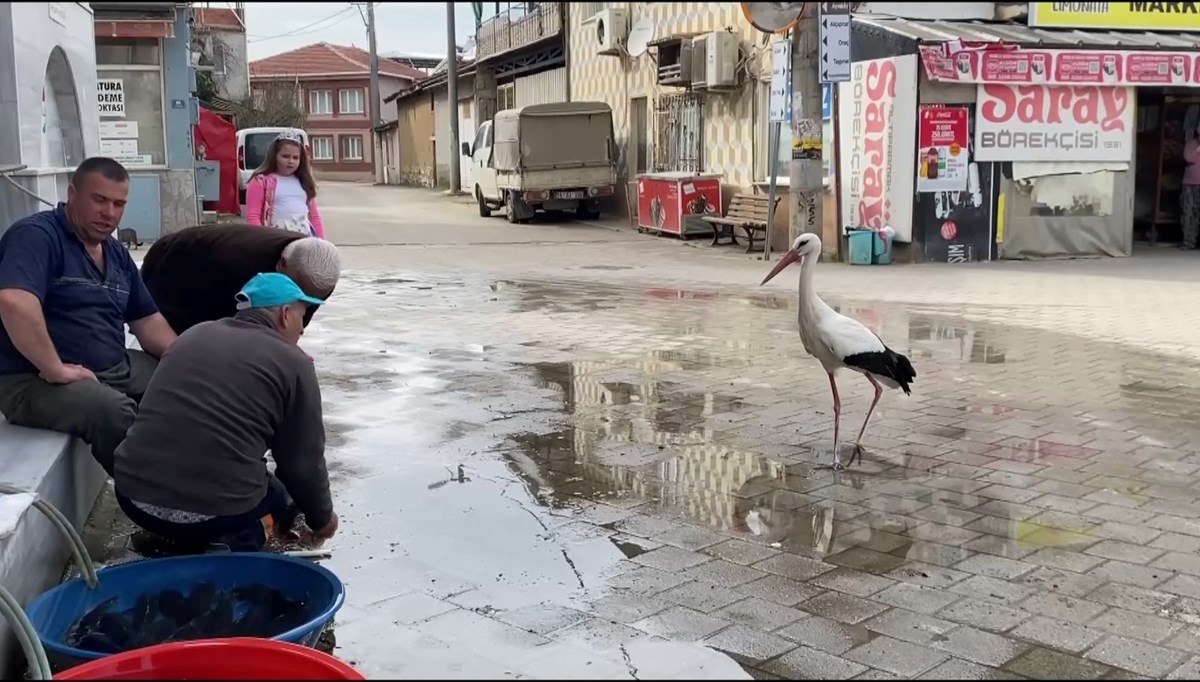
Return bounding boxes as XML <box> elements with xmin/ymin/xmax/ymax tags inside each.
<box><xmin>819</xmin><ymin>1</ymin><xmax>851</xmax><ymax>83</ymax></box>
<box><xmin>769</xmin><ymin>39</ymin><xmax>792</xmax><ymax>123</ymax></box>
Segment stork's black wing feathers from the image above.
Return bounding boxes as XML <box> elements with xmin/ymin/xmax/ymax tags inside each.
<box><xmin>843</xmin><ymin>345</ymin><xmax>916</xmax><ymax>395</ymax></box>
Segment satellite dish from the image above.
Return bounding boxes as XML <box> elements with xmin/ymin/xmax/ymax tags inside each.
<box><xmin>628</xmin><ymin>18</ymin><xmax>655</xmax><ymax>57</ymax></box>
<box><xmin>742</xmin><ymin>2</ymin><xmax>806</xmax><ymax>34</ymax></box>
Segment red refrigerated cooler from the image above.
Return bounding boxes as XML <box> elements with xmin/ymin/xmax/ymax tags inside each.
<box><xmin>636</xmin><ymin>172</ymin><xmax>722</xmax><ymax>239</ymax></box>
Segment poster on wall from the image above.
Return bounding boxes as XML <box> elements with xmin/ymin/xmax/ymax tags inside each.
<box><xmin>917</xmin><ymin>106</ymin><xmax>969</xmax><ymax>193</ymax></box>
<box><xmin>99</xmin><ymin>121</ymin><xmax>138</xmax><ymax>139</ymax></box>
<box><xmin>97</xmin><ymin>79</ymin><xmax>125</xmax><ymax>118</ymax></box>
<box><xmin>837</xmin><ymin>54</ymin><xmax>918</xmax><ymax>242</ymax></box>
<box><xmin>974</xmin><ymin>84</ymin><xmax>1134</xmax><ymax>162</ymax></box>
<box><xmin>99</xmin><ymin>139</ymin><xmax>138</xmax><ymax>157</ymax></box>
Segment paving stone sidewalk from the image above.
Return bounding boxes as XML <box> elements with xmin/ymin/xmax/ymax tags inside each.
<box><xmin>301</xmin><ymin>266</ymin><xmax>1200</xmax><ymax>679</ymax></box>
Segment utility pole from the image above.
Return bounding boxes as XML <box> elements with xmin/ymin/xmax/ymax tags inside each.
<box><xmin>788</xmin><ymin>8</ymin><xmax>824</xmax><ymax>255</ymax></box>
<box><xmin>366</xmin><ymin>2</ymin><xmax>382</xmax><ymax>183</ymax></box>
<box><xmin>446</xmin><ymin>1</ymin><xmax>461</xmax><ymax>194</ymax></box>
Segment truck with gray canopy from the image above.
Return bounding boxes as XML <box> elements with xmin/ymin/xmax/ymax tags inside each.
<box><xmin>463</xmin><ymin>101</ymin><xmax>617</xmax><ymax>223</ymax></box>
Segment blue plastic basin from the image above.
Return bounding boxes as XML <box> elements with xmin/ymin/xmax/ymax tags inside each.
<box><xmin>25</xmin><ymin>553</ymin><xmax>345</xmax><ymax>671</ymax></box>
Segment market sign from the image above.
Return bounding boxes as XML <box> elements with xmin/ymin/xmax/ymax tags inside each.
<box><xmin>1029</xmin><ymin>2</ymin><xmax>1200</xmax><ymax>32</ymax></box>
<box><xmin>921</xmin><ymin>47</ymin><xmax>1200</xmax><ymax>88</ymax></box>
<box><xmin>974</xmin><ymin>84</ymin><xmax>1135</xmax><ymax>162</ymax></box>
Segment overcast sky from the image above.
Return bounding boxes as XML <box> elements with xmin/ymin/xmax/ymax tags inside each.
<box><xmin>243</xmin><ymin>2</ymin><xmax>478</xmax><ymax>61</ymax></box>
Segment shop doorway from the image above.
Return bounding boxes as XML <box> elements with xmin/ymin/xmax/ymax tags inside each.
<box><xmin>1134</xmin><ymin>89</ymin><xmax>1200</xmax><ymax>249</ymax></box>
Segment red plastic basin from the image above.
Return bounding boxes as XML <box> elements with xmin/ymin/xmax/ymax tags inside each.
<box><xmin>53</xmin><ymin>638</ymin><xmax>364</xmax><ymax>680</ymax></box>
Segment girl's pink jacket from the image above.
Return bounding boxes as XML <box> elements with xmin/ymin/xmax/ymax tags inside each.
<box><xmin>244</xmin><ymin>173</ymin><xmax>326</xmax><ymax>239</ymax></box>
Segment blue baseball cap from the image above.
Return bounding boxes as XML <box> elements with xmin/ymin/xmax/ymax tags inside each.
<box><xmin>235</xmin><ymin>272</ymin><xmax>326</xmax><ymax>310</ymax></box>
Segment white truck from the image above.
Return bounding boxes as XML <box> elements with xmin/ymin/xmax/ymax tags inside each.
<box><xmin>464</xmin><ymin>101</ymin><xmax>617</xmax><ymax>223</ymax></box>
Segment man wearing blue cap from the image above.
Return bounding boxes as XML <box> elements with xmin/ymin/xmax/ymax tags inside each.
<box><xmin>112</xmin><ymin>272</ymin><xmax>338</xmax><ymax>551</ymax></box>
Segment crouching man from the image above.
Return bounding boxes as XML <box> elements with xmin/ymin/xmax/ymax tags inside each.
<box><xmin>113</xmin><ymin>273</ymin><xmax>338</xmax><ymax>552</ymax></box>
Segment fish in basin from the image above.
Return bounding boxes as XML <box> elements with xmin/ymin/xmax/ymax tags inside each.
<box><xmin>66</xmin><ymin>581</ymin><xmax>311</xmax><ymax>654</ymax></box>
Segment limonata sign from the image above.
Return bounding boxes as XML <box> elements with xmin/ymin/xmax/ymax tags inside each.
<box><xmin>1029</xmin><ymin>1</ymin><xmax>1200</xmax><ymax>32</ymax></box>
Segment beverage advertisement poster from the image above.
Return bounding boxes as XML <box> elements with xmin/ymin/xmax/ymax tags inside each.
<box><xmin>917</xmin><ymin>105</ymin><xmax>969</xmax><ymax>193</ymax></box>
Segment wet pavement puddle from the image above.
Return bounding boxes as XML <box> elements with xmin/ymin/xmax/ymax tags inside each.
<box><xmin>76</xmin><ymin>271</ymin><xmax>1200</xmax><ymax>679</ymax></box>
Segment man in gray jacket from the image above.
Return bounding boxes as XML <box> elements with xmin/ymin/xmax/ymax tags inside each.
<box><xmin>113</xmin><ymin>272</ymin><xmax>338</xmax><ymax>551</ymax></box>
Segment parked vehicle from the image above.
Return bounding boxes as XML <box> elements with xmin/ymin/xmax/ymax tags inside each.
<box><xmin>464</xmin><ymin>102</ymin><xmax>617</xmax><ymax>223</ymax></box>
<box><xmin>236</xmin><ymin>127</ymin><xmax>310</xmax><ymax>208</ymax></box>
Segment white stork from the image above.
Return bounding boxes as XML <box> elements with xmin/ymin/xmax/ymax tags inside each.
<box><xmin>760</xmin><ymin>234</ymin><xmax>916</xmax><ymax>470</ymax></box>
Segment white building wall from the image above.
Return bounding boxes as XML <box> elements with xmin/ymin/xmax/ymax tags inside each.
<box><xmin>0</xmin><ymin>1</ymin><xmax>98</xmax><ymax>229</ymax></box>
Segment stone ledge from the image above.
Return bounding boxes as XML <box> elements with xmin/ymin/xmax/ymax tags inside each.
<box><xmin>0</xmin><ymin>418</ymin><xmax>105</xmax><ymax>675</ymax></box>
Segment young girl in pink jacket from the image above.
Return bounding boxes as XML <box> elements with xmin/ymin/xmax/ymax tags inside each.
<box><xmin>244</xmin><ymin>130</ymin><xmax>326</xmax><ymax>239</ymax></box>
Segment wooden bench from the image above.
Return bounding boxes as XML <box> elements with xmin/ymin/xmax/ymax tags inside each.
<box><xmin>702</xmin><ymin>193</ymin><xmax>780</xmax><ymax>252</ymax></box>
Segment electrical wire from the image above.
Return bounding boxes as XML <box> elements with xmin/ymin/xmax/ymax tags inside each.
<box><xmin>247</xmin><ymin>4</ymin><xmax>358</xmax><ymax>43</ymax></box>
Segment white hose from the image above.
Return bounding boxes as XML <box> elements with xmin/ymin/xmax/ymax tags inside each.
<box><xmin>0</xmin><ymin>485</ymin><xmax>98</xmax><ymax>589</ymax></box>
<box><xmin>0</xmin><ymin>583</ymin><xmax>52</xmax><ymax>679</ymax></box>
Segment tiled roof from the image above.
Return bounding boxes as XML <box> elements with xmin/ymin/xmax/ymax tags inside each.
<box><xmin>249</xmin><ymin>42</ymin><xmax>426</xmax><ymax>80</ymax></box>
<box><xmin>194</xmin><ymin>7</ymin><xmax>244</xmax><ymax>32</ymax></box>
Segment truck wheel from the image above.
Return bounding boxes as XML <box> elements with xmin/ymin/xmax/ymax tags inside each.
<box><xmin>505</xmin><ymin>192</ymin><xmax>519</xmax><ymax>223</ymax></box>
<box><xmin>476</xmin><ymin>187</ymin><xmax>491</xmax><ymax>217</ymax></box>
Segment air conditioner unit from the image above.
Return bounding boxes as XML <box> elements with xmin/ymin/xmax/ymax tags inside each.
<box><xmin>690</xmin><ymin>36</ymin><xmax>708</xmax><ymax>89</ymax></box>
<box><xmin>593</xmin><ymin>8</ymin><xmax>629</xmax><ymax>54</ymax></box>
<box><xmin>704</xmin><ymin>31</ymin><xmax>739</xmax><ymax>90</ymax></box>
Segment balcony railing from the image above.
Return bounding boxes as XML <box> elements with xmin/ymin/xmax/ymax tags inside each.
<box><xmin>476</xmin><ymin>2</ymin><xmax>562</xmax><ymax>61</ymax></box>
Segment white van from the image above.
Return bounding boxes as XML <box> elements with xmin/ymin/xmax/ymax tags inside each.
<box><xmin>236</xmin><ymin>127</ymin><xmax>310</xmax><ymax>210</ymax></box>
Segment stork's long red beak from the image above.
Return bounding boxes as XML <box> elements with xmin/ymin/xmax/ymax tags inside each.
<box><xmin>760</xmin><ymin>249</ymin><xmax>803</xmax><ymax>285</ymax></box>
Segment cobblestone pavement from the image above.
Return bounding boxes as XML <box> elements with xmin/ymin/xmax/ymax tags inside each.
<box><xmin>87</xmin><ymin>185</ymin><xmax>1200</xmax><ymax>679</ymax></box>
<box><xmin>295</xmin><ymin>181</ymin><xmax>1200</xmax><ymax>680</ymax></box>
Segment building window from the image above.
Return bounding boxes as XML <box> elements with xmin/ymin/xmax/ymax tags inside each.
<box><xmin>95</xmin><ymin>37</ymin><xmax>166</xmax><ymax>167</ymax></box>
<box><xmin>212</xmin><ymin>42</ymin><xmax>228</xmax><ymax>76</ymax></box>
<box><xmin>339</xmin><ymin>88</ymin><xmax>365</xmax><ymax>115</ymax></box>
<box><xmin>310</xmin><ymin>136</ymin><xmax>334</xmax><ymax>161</ymax></box>
<box><xmin>96</xmin><ymin>38</ymin><xmax>161</xmax><ymax>66</ymax></box>
<box><xmin>497</xmin><ymin>83</ymin><xmax>516</xmax><ymax>111</ymax></box>
<box><xmin>340</xmin><ymin>135</ymin><xmax>364</xmax><ymax>161</ymax></box>
<box><xmin>309</xmin><ymin>90</ymin><xmax>332</xmax><ymax>115</ymax></box>
<box><xmin>653</xmin><ymin>93</ymin><xmax>702</xmax><ymax>173</ymax></box>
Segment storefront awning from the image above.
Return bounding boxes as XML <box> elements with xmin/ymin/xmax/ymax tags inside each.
<box><xmin>94</xmin><ymin>19</ymin><xmax>175</xmax><ymax>39</ymax></box>
<box><xmin>855</xmin><ymin>17</ymin><xmax>1200</xmax><ymax>88</ymax></box>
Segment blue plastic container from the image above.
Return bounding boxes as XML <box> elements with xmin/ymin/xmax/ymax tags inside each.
<box><xmin>847</xmin><ymin>229</ymin><xmax>875</xmax><ymax>265</ymax></box>
<box><xmin>872</xmin><ymin>231</ymin><xmax>893</xmax><ymax>265</ymax></box>
<box><xmin>25</xmin><ymin>553</ymin><xmax>345</xmax><ymax>671</ymax></box>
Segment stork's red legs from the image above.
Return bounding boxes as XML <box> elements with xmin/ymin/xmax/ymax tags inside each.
<box><xmin>849</xmin><ymin>375</ymin><xmax>885</xmax><ymax>467</ymax></box>
<box><xmin>815</xmin><ymin>372</ymin><xmax>844</xmax><ymax>470</ymax></box>
<box><xmin>857</xmin><ymin>374</ymin><xmax>884</xmax><ymax>445</ymax></box>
